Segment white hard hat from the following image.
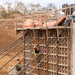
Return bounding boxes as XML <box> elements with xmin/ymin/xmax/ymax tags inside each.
<box><xmin>34</xmin><ymin>45</ymin><xmax>37</xmax><ymax>48</ymax></box>
<box><xmin>16</xmin><ymin>58</ymin><xmax>20</xmax><ymax>61</ymax></box>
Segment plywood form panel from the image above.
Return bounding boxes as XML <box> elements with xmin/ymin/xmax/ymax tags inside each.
<box><xmin>47</xmin><ymin>29</ymin><xmax>70</xmax><ymax>75</ymax></box>
<box><xmin>24</xmin><ymin>32</ymin><xmax>34</xmax><ymax>74</ymax></box>
<box><xmin>58</xmin><ymin>48</ymin><xmax>68</xmax><ymax>55</ymax></box>
<box><xmin>23</xmin><ymin>28</ymin><xmax>71</xmax><ymax>75</ymax></box>
<box><xmin>25</xmin><ymin>30</ymin><xmax>47</xmax><ymax>75</ymax></box>
<box><xmin>48</xmin><ymin>29</ymin><xmax>57</xmax><ymax>37</ymax></box>
<box><xmin>38</xmin><ymin>39</ymin><xmax>46</xmax><ymax>47</ymax></box>
<box><xmin>40</xmin><ymin>70</ymin><xmax>47</xmax><ymax>75</ymax></box>
<box><xmin>48</xmin><ymin>63</ymin><xmax>57</xmax><ymax>71</ymax></box>
<box><xmin>57</xmin><ymin>29</ymin><xmax>70</xmax><ymax>75</ymax></box>
<box><xmin>31</xmin><ymin>30</ymin><xmax>47</xmax><ymax>75</ymax></box>
<box><xmin>31</xmin><ymin>68</ymin><xmax>47</xmax><ymax>75</ymax></box>
<box><xmin>48</xmin><ymin>71</ymin><xmax>57</xmax><ymax>75</ymax></box>
<box><xmin>48</xmin><ymin>55</ymin><xmax>57</xmax><ymax>63</ymax></box>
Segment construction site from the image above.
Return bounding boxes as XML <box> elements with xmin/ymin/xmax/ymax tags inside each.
<box><xmin>0</xmin><ymin>3</ymin><xmax>75</xmax><ymax>75</ymax></box>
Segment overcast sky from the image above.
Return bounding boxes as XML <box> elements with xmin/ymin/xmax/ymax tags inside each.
<box><xmin>0</xmin><ymin>0</ymin><xmax>75</xmax><ymax>8</ymax></box>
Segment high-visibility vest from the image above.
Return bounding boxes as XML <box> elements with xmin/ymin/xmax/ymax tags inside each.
<box><xmin>16</xmin><ymin>61</ymin><xmax>21</xmax><ymax>66</ymax></box>
<box><xmin>16</xmin><ymin>61</ymin><xmax>21</xmax><ymax>71</ymax></box>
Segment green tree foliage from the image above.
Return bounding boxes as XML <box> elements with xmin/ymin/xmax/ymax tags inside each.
<box><xmin>14</xmin><ymin>1</ymin><xmax>27</xmax><ymax>14</ymax></box>
<box><xmin>29</xmin><ymin>3</ymin><xmax>41</xmax><ymax>13</ymax></box>
<box><xmin>0</xmin><ymin>5</ymin><xmax>7</xmax><ymax>18</ymax></box>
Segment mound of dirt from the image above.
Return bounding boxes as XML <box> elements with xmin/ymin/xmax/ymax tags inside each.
<box><xmin>6</xmin><ymin>13</ymin><xmax>22</xmax><ymax>19</ymax></box>
<box><xmin>0</xmin><ymin>13</ymin><xmax>23</xmax><ymax>30</ymax></box>
<box><xmin>0</xmin><ymin>29</ymin><xmax>21</xmax><ymax>49</ymax></box>
<box><xmin>0</xmin><ymin>29</ymin><xmax>23</xmax><ymax>74</ymax></box>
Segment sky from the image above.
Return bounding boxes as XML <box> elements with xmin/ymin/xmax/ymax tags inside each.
<box><xmin>0</xmin><ymin>0</ymin><xmax>75</xmax><ymax>8</ymax></box>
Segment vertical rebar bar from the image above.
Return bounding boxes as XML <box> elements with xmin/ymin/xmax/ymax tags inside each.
<box><xmin>56</xmin><ymin>22</ymin><xmax>59</xmax><ymax>75</ymax></box>
<box><xmin>23</xmin><ymin>30</ymin><xmax>26</xmax><ymax>75</ymax></box>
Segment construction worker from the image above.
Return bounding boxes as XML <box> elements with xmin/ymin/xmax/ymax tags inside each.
<box><xmin>15</xmin><ymin>58</ymin><xmax>22</xmax><ymax>71</ymax></box>
<box><xmin>34</xmin><ymin>46</ymin><xmax>40</xmax><ymax>54</ymax></box>
<box><xmin>33</xmin><ymin>46</ymin><xmax>40</xmax><ymax>63</ymax></box>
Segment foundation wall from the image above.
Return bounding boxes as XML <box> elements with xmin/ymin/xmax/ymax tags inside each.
<box><xmin>24</xmin><ymin>28</ymin><xmax>71</xmax><ymax>75</ymax></box>
<box><xmin>72</xmin><ymin>23</ymin><xmax>75</xmax><ymax>75</ymax></box>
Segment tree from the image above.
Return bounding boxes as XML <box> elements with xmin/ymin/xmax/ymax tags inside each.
<box><xmin>35</xmin><ymin>3</ymin><xmax>41</xmax><ymax>12</ymax></box>
<box><xmin>6</xmin><ymin>2</ymin><xmax>12</xmax><ymax>15</ymax></box>
<box><xmin>14</xmin><ymin>1</ymin><xmax>27</xmax><ymax>14</ymax></box>
<box><xmin>47</xmin><ymin>3</ymin><xmax>57</xmax><ymax>16</ymax></box>
<box><xmin>47</xmin><ymin>3</ymin><xmax>57</xmax><ymax>10</ymax></box>
<box><xmin>41</xmin><ymin>7</ymin><xmax>47</xmax><ymax>12</ymax></box>
<box><xmin>0</xmin><ymin>5</ymin><xmax>7</xmax><ymax>18</ymax></box>
<box><xmin>29</xmin><ymin>3</ymin><xmax>41</xmax><ymax>13</ymax></box>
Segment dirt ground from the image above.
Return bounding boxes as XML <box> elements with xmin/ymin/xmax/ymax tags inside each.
<box><xmin>0</xmin><ymin>29</ymin><xmax>23</xmax><ymax>75</ymax></box>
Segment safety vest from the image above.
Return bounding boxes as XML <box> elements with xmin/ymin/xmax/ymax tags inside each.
<box><xmin>16</xmin><ymin>61</ymin><xmax>21</xmax><ymax>71</ymax></box>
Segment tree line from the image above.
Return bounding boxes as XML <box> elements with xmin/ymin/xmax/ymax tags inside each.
<box><xmin>0</xmin><ymin>1</ymin><xmax>57</xmax><ymax>18</ymax></box>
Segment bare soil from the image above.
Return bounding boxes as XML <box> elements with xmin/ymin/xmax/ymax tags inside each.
<box><xmin>0</xmin><ymin>29</ymin><xmax>23</xmax><ymax>75</ymax></box>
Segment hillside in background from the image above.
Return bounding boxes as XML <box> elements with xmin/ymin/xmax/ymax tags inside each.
<box><xmin>0</xmin><ymin>13</ymin><xmax>23</xmax><ymax>30</ymax></box>
<box><xmin>0</xmin><ymin>29</ymin><xmax>23</xmax><ymax>75</ymax></box>
<box><xmin>5</xmin><ymin>13</ymin><xmax>23</xmax><ymax>19</ymax></box>
<box><xmin>0</xmin><ymin>29</ymin><xmax>22</xmax><ymax>49</ymax></box>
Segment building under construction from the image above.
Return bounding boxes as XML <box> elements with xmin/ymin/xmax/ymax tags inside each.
<box><xmin>0</xmin><ymin>7</ymin><xmax>75</xmax><ymax>75</ymax></box>
<box><xmin>62</xmin><ymin>3</ymin><xmax>75</xmax><ymax>15</ymax></box>
<box><xmin>14</xmin><ymin>13</ymin><xmax>73</xmax><ymax>75</ymax></box>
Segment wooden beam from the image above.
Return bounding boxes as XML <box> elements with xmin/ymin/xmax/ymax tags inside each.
<box><xmin>70</xmin><ymin>20</ymin><xmax>73</xmax><ymax>75</ymax></box>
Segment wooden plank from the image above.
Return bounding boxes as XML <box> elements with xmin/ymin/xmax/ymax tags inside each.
<box><xmin>69</xmin><ymin>20</ymin><xmax>73</xmax><ymax>75</ymax></box>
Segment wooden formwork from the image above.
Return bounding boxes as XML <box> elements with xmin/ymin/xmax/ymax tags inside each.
<box><xmin>21</xmin><ymin>24</ymin><xmax>72</xmax><ymax>75</ymax></box>
<box><xmin>14</xmin><ymin>10</ymin><xmax>73</xmax><ymax>75</ymax></box>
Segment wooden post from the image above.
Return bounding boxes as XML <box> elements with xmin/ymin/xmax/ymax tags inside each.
<box><xmin>33</xmin><ymin>11</ymin><xmax>35</xmax><ymax>39</ymax></box>
<box><xmin>65</xmin><ymin>7</ymin><xmax>67</xmax><ymax>16</ymax></box>
<box><xmin>70</xmin><ymin>20</ymin><xmax>73</xmax><ymax>75</ymax></box>
<box><xmin>70</xmin><ymin>5</ymin><xmax>71</xmax><ymax>16</ymax></box>
<box><xmin>67</xmin><ymin>26</ymin><xmax>70</xmax><ymax>75</ymax></box>
<box><xmin>56</xmin><ymin>21</ymin><xmax>59</xmax><ymax>75</ymax></box>
<box><xmin>15</xmin><ymin>18</ymin><xmax>17</xmax><ymax>35</ymax></box>
<box><xmin>45</xmin><ymin>12</ymin><xmax>49</xmax><ymax>75</ymax></box>
<box><xmin>23</xmin><ymin>30</ymin><xmax>26</xmax><ymax>75</ymax></box>
<box><xmin>58</xmin><ymin>8</ymin><xmax>60</xmax><ymax>19</ymax></box>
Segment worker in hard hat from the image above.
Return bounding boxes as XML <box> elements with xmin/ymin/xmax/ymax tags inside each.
<box><xmin>34</xmin><ymin>45</ymin><xmax>40</xmax><ymax>54</ymax></box>
<box><xmin>33</xmin><ymin>45</ymin><xmax>40</xmax><ymax>63</ymax></box>
<box><xmin>15</xmin><ymin>58</ymin><xmax>22</xmax><ymax>71</ymax></box>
